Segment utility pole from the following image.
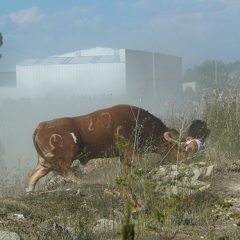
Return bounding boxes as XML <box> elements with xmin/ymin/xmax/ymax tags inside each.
<box><xmin>0</xmin><ymin>32</ymin><xmax>2</xmax><ymax>59</ymax></box>
<box><xmin>152</xmin><ymin>51</ymin><xmax>156</xmax><ymax>99</ymax></box>
<box><xmin>215</xmin><ymin>60</ymin><xmax>218</xmax><ymax>87</ymax></box>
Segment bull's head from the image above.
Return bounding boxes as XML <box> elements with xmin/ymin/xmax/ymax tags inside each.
<box><xmin>163</xmin><ymin>119</ymin><xmax>210</xmax><ymax>160</ymax></box>
<box><xmin>162</xmin><ymin>129</ymin><xmax>187</xmax><ymax>160</ymax></box>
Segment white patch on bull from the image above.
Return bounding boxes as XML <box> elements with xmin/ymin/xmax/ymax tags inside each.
<box><xmin>116</xmin><ymin>125</ymin><xmax>123</xmax><ymax>135</ymax></box>
<box><xmin>70</xmin><ymin>132</ymin><xmax>77</xmax><ymax>143</ymax></box>
<box><xmin>115</xmin><ymin>125</ymin><xmax>125</xmax><ymax>144</ymax></box>
<box><xmin>88</xmin><ymin>118</ymin><xmax>94</xmax><ymax>131</ymax></box>
<box><xmin>35</xmin><ymin>134</ymin><xmax>54</xmax><ymax>158</ymax></box>
<box><xmin>102</xmin><ymin>112</ymin><xmax>111</xmax><ymax>128</ymax></box>
<box><xmin>49</xmin><ymin>134</ymin><xmax>63</xmax><ymax>150</ymax></box>
<box><xmin>45</xmin><ymin>152</ymin><xmax>54</xmax><ymax>157</ymax></box>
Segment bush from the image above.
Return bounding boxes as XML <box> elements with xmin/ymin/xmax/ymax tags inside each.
<box><xmin>202</xmin><ymin>88</ymin><xmax>240</xmax><ymax>156</ymax></box>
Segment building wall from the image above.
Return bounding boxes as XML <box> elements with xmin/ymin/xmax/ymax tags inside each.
<box><xmin>16</xmin><ymin>62</ymin><xmax>126</xmax><ymax>98</ymax></box>
<box><xmin>15</xmin><ymin>48</ymin><xmax>182</xmax><ymax>101</ymax></box>
<box><xmin>125</xmin><ymin>49</ymin><xmax>154</xmax><ymax>103</ymax></box>
<box><xmin>155</xmin><ymin>53</ymin><xmax>182</xmax><ymax>102</ymax></box>
<box><xmin>125</xmin><ymin>49</ymin><xmax>182</xmax><ymax>105</ymax></box>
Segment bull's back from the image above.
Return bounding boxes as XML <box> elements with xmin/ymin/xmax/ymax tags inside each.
<box><xmin>33</xmin><ymin>104</ymin><xmax>169</xmax><ymax>160</ymax></box>
<box><xmin>73</xmin><ymin>104</ymin><xmax>169</xmax><ymax>148</ymax></box>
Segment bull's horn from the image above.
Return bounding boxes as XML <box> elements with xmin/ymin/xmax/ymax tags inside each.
<box><xmin>163</xmin><ymin>131</ymin><xmax>179</xmax><ymax>144</ymax></box>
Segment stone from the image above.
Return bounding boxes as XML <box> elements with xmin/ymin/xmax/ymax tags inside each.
<box><xmin>190</xmin><ymin>180</ymin><xmax>209</xmax><ymax>190</ymax></box>
<box><xmin>170</xmin><ymin>186</ymin><xmax>178</xmax><ymax>195</ymax></box>
<box><xmin>170</xmin><ymin>170</ymin><xmax>179</xmax><ymax>179</ymax></box>
<box><xmin>93</xmin><ymin>218</ymin><xmax>119</xmax><ymax>233</ymax></box>
<box><xmin>205</xmin><ymin>165</ymin><xmax>214</xmax><ymax>177</ymax></box>
<box><xmin>198</xmin><ymin>184</ymin><xmax>210</xmax><ymax>191</ymax></box>
<box><xmin>37</xmin><ymin>219</ymin><xmax>71</xmax><ymax>239</ymax></box>
<box><xmin>11</xmin><ymin>213</ymin><xmax>25</xmax><ymax>220</ymax></box>
<box><xmin>0</xmin><ymin>231</ymin><xmax>20</xmax><ymax>240</ymax></box>
<box><xmin>171</xmin><ymin>165</ymin><xmax>178</xmax><ymax>171</ymax></box>
<box><xmin>196</xmin><ymin>161</ymin><xmax>206</xmax><ymax>166</ymax></box>
<box><xmin>152</xmin><ymin>166</ymin><xmax>167</xmax><ymax>179</ymax></box>
<box><xmin>192</xmin><ymin>167</ymin><xmax>201</xmax><ymax>181</ymax></box>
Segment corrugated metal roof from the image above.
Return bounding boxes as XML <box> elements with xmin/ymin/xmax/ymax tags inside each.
<box><xmin>18</xmin><ymin>55</ymin><xmax>122</xmax><ymax>66</ymax></box>
<box><xmin>55</xmin><ymin>47</ymin><xmax>120</xmax><ymax>57</ymax></box>
<box><xmin>68</xmin><ymin>56</ymin><xmax>94</xmax><ymax>64</ymax></box>
<box><xmin>18</xmin><ymin>47</ymin><xmax>125</xmax><ymax>66</ymax></box>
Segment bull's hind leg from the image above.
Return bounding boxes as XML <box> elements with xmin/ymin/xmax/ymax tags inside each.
<box><xmin>28</xmin><ymin>162</ymin><xmax>50</xmax><ymax>192</ymax></box>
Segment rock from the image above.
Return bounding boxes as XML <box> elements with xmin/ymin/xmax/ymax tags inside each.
<box><xmin>10</xmin><ymin>213</ymin><xmax>25</xmax><ymax>221</ymax></box>
<box><xmin>227</xmin><ymin>207</ymin><xmax>240</xmax><ymax>221</ymax></box>
<box><xmin>0</xmin><ymin>231</ymin><xmax>20</xmax><ymax>240</ymax></box>
<box><xmin>190</xmin><ymin>180</ymin><xmax>206</xmax><ymax>189</ymax></box>
<box><xmin>192</xmin><ymin>167</ymin><xmax>201</xmax><ymax>181</ymax></box>
<box><xmin>152</xmin><ymin>166</ymin><xmax>167</xmax><ymax>179</ymax></box>
<box><xmin>93</xmin><ymin>218</ymin><xmax>120</xmax><ymax>234</ymax></box>
<box><xmin>45</xmin><ymin>173</ymin><xmax>66</xmax><ymax>190</ymax></box>
<box><xmin>170</xmin><ymin>186</ymin><xmax>178</xmax><ymax>195</ymax></box>
<box><xmin>196</xmin><ymin>161</ymin><xmax>206</xmax><ymax>166</ymax></box>
<box><xmin>149</xmin><ymin>161</ymin><xmax>213</xmax><ymax>196</ymax></box>
<box><xmin>198</xmin><ymin>184</ymin><xmax>211</xmax><ymax>192</ymax></box>
<box><xmin>228</xmin><ymin>160</ymin><xmax>240</xmax><ymax>172</ymax></box>
<box><xmin>171</xmin><ymin>165</ymin><xmax>178</xmax><ymax>171</ymax></box>
<box><xmin>205</xmin><ymin>165</ymin><xmax>214</xmax><ymax>177</ymax></box>
<box><xmin>170</xmin><ymin>170</ymin><xmax>179</xmax><ymax>179</ymax></box>
<box><xmin>37</xmin><ymin>219</ymin><xmax>72</xmax><ymax>239</ymax></box>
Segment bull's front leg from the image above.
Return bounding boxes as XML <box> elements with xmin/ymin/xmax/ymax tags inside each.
<box><xmin>59</xmin><ymin>158</ymin><xmax>82</xmax><ymax>184</ymax></box>
<box><xmin>62</xmin><ymin>169</ymin><xmax>82</xmax><ymax>184</ymax></box>
<box><xmin>114</xmin><ymin>126</ymin><xmax>135</xmax><ymax>166</ymax></box>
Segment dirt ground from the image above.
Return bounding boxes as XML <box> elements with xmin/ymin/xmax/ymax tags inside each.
<box><xmin>1</xmin><ymin>157</ymin><xmax>240</xmax><ymax>240</ymax></box>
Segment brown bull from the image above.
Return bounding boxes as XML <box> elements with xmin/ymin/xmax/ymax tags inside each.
<box><xmin>28</xmin><ymin>104</ymin><xmax>184</xmax><ymax>192</ymax></box>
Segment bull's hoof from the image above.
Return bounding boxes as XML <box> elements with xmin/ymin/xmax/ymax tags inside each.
<box><xmin>25</xmin><ymin>188</ymin><xmax>34</xmax><ymax>194</ymax></box>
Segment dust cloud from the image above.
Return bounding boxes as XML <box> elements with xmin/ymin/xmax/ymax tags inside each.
<box><xmin>0</xmin><ymin>83</ymin><xmax>183</xmax><ymax>175</ymax></box>
<box><xmin>0</xmin><ymin>50</ymin><xmax>185</xmax><ymax>175</ymax></box>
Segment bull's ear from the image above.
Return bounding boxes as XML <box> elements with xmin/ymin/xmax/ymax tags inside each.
<box><xmin>163</xmin><ymin>131</ymin><xmax>179</xmax><ymax>144</ymax></box>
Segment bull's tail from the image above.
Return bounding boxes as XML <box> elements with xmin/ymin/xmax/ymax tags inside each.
<box><xmin>32</xmin><ymin>125</ymin><xmax>62</xmax><ymax>171</ymax></box>
<box><xmin>32</xmin><ymin>126</ymin><xmax>49</xmax><ymax>160</ymax></box>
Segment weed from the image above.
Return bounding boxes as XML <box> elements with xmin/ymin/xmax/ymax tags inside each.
<box><xmin>122</xmin><ymin>202</ymin><xmax>135</xmax><ymax>240</ymax></box>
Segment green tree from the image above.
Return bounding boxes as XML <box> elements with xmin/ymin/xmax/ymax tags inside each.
<box><xmin>0</xmin><ymin>32</ymin><xmax>2</xmax><ymax>46</ymax></box>
<box><xmin>226</xmin><ymin>61</ymin><xmax>240</xmax><ymax>87</ymax></box>
<box><xmin>184</xmin><ymin>60</ymin><xmax>230</xmax><ymax>91</ymax></box>
<box><xmin>0</xmin><ymin>32</ymin><xmax>2</xmax><ymax>58</ymax></box>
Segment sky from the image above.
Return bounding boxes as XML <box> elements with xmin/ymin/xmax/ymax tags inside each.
<box><xmin>0</xmin><ymin>0</ymin><xmax>240</xmax><ymax>71</ymax></box>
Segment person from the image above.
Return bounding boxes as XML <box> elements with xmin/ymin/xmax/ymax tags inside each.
<box><xmin>181</xmin><ymin>120</ymin><xmax>210</xmax><ymax>154</ymax></box>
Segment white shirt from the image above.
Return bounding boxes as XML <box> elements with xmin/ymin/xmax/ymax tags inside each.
<box><xmin>185</xmin><ymin>139</ymin><xmax>205</xmax><ymax>152</ymax></box>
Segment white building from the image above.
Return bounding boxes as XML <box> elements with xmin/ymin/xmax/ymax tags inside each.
<box><xmin>14</xmin><ymin>47</ymin><xmax>182</xmax><ymax>101</ymax></box>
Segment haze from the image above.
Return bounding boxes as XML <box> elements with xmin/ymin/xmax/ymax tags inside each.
<box><xmin>0</xmin><ymin>0</ymin><xmax>239</xmax><ymax>173</ymax></box>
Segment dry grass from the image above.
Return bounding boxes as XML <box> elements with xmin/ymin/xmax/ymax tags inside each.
<box><xmin>1</xmin><ymin>89</ymin><xmax>240</xmax><ymax>239</ymax></box>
